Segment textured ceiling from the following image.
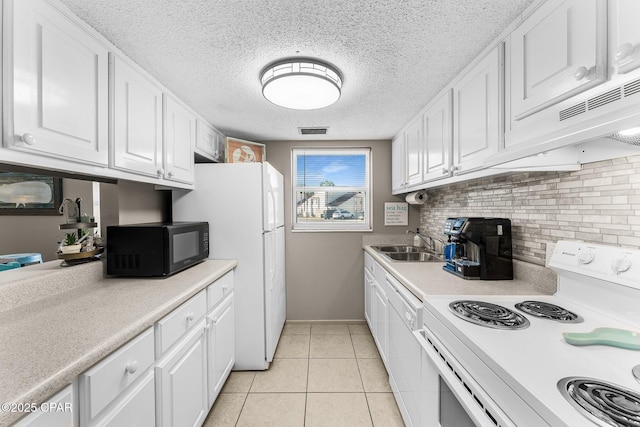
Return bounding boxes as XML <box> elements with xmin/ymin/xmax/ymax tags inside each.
<box><xmin>58</xmin><ymin>0</ymin><xmax>535</xmax><ymax>142</ymax></box>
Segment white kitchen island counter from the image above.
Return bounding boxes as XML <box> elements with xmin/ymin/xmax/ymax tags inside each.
<box><xmin>0</xmin><ymin>259</ymin><xmax>236</xmax><ymax>426</ymax></box>
<box><xmin>363</xmin><ymin>245</ymin><xmax>556</xmax><ymax>300</ymax></box>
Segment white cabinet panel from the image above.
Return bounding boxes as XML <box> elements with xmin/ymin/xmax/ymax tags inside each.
<box><xmin>79</xmin><ymin>327</ymin><xmax>154</xmax><ymax>425</ymax></box>
<box><xmin>391</xmin><ymin>134</ymin><xmax>406</xmax><ymax>192</ymax></box>
<box><xmin>10</xmin><ymin>0</ymin><xmax>108</xmax><ymax>165</ymax></box>
<box><xmin>156</xmin><ymin>320</ymin><xmax>208</xmax><ymax>427</ymax></box>
<box><xmin>404</xmin><ymin>116</ymin><xmax>424</xmax><ymax>187</ymax></box>
<box><xmin>111</xmin><ymin>55</ymin><xmax>163</xmax><ymax>177</ymax></box>
<box><xmin>609</xmin><ymin>0</ymin><xmax>640</xmax><ymax>75</ymax></box>
<box><xmin>195</xmin><ymin>119</ymin><xmax>225</xmax><ymax>162</ymax></box>
<box><xmin>14</xmin><ymin>385</ymin><xmax>74</xmax><ymax>427</ymax></box>
<box><xmin>453</xmin><ymin>45</ymin><xmax>502</xmax><ymax>174</ymax></box>
<box><xmin>372</xmin><ymin>282</ymin><xmax>388</xmax><ymax>366</ymax></box>
<box><xmin>164</xmin><ymin>95</ymin><xmax>195</xmax><ymax>184</ymax></box>
<box><xmin>92</xmin><ymin>372</ymin><xmax>155</xmax><ymax>427</ymax></box>
<box><xmin>424</xmin><ymin>90</ymin><xmax>452</xmax><ymax>182</ymax></box>
<box><xmin>364</xmin><ymin>269</ymin><xmax>374</xmax><ymax>329</ymax></box>
<box><xmin>206</xmin><ymin>294</ymin><xmax>235</xmax><ymax>407</ymax></box>
<box><xmin>509</xmin><ymin>0</ymin><xmax>606</xmax><ymax>120</ymax></box>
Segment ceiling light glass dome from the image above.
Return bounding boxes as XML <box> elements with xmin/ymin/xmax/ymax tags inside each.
<box><xmin>260</xmin><ymin>59</ymin><xmax>342</xmax><ymax>110</ymax></box>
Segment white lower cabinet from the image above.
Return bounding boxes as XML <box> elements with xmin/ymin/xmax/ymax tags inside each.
<box><xmin>156</xmin><ymin>320</ymin><xmax>209</xmax><ymax>427</ymax></box>
<box><xmin>14</xmin><ymin>385</ymin><xmax>74</xmax><ymax>427</ymax></box>
<box><xmin>91</xmin><ymin>372</ymin><xmax>155</xmax><ymax>427</ymax></box>
<box><xmin>205</xmin><ymin>271</ymin><xmax>235</xmax><ymax>407</ymax></box>
<box><xmin>206</xmin><ymin>293</ymin><xmax>235</xmax><ymax>407</ymax></box>
<box><xmin>79</xmin><ymin>327</ymin><xmax>155</xmax><ymax>426</ymax></box>
<box><xmin>372</xmin><ymin>281</ymin><xmax>389</xmax><ymax>367</ymax></box>
<box><xmin>26</xmin><ymin>270</ymin><xmax>236</xmax><ymax>427</ymax></box>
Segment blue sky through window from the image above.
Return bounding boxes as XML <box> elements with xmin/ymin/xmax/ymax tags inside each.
<box><xmin>296</xmin><ymin>154</ymin><xmax>366</xmax><ymax>187</ymax></box>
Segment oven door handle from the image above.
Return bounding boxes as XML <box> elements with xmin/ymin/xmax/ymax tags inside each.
<box><xmin>413</xmin><ymin>328</ymin><xmax>516</xmax><ymax>427</ymax></box>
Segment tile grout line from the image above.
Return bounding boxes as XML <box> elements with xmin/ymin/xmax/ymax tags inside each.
<box><xmin>352</xmin><ymin>329</ymin><xmax>377</xmax><ymax>427</ymax></box>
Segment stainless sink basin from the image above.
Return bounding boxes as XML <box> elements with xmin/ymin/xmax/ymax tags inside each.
<box><xmin>385</xmin><ymin>252</ymin><xmax>443</xmax><ymax>262</ymax></box>
<box><xmin>371</xmin><ymin>245</ymin><xmax>443</xmax><ymax>262</ymax></box>
<box><xmin>371</xmin><ymin>245</ymin><xmax>428</xmax><ymax>253</ymax></box>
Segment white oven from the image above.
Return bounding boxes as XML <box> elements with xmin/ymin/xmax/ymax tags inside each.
<box><xmin>414</xmin><ymin>323</ymin><xmax>515</xmax><ymax>427</ymax></box>
<box><xmin>418</xmin><ymin>241</ymin><xmax>640</xmax><ymax>427</ymax></box>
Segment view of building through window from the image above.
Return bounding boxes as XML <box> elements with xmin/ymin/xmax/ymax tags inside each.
<box><xmin>292</xmin><ymin>148</ymin><xmax>371</xmax><ymax>231</ymax></box>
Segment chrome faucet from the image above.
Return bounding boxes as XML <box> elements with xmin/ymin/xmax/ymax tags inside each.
<box><xmin>406</xmin><ymin>229</ymin><xmax>444</xmax><ymax>253</ymax></box>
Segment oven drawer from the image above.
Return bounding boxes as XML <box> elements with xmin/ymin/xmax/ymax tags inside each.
<box><xmin>414</xmin><ymin>327</ymin><xmax>516</xmax><ymax>427</ymax></box>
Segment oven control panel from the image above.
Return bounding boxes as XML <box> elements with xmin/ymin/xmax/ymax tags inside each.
<box><xmin>550</xmin><ymin>241</ymin><xmax>640</xmax><ymax>290</ymax></box>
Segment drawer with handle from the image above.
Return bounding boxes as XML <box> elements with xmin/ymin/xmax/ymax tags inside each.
<box><xmin>155</xmin><ymin>290</ymin><xmax>206</xmax><ymax>357</ymax></box>
<box><xmin>207</xmin><ymin>271</ymin><xmax>234</xmax><ymax>310</ymax></box>
<box><xmin>79</xmin><ymin>327</ymin><xmax>154</xmax><ymax>425</ymax></box>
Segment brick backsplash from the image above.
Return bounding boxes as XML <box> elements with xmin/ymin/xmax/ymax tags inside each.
<box><xmin>419</xmin><ymin>154</ymin><xmax>640</xmax><ymax>264</ymax></box>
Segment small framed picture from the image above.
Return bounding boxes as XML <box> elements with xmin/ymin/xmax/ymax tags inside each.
<box><xmin>225</xmin><ymin>137</ymin><xmax>266</xmax><ymax>163</ymax></box>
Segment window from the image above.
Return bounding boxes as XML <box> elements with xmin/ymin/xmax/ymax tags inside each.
<box><xmin>292</xmin><ymin>148</ymin><xmax>371</xmax><ymax>231</ymax></box>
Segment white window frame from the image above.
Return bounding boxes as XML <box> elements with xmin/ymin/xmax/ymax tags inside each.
<box><xmin>292</xmin><ymin>147</ymin><xmax>372</xmax><ymax>232</ymax></box>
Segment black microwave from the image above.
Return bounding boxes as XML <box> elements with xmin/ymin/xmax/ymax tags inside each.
<box><xmin>107</xmin><ymin>222</ymin><xmax>209</xmax><ymax>277</ymax></box>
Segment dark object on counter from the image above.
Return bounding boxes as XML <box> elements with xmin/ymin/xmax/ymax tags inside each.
<box><xmin>442</xmin><ymin>217</ymin><xmax>513</xmax><ymax>280</ymax></box>
<box><xmin>107</xmin><ymin>222</ymin><xmax>209</xmax><ymax>277</ymax></box>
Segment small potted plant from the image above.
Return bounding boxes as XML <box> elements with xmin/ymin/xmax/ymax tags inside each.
<box><xmin>60</xmin><ymin>232</ymin><xmax>82</xmax><ymax>254</ymax></box>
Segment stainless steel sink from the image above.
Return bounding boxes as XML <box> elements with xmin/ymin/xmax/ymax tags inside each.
<box><xmin>371</xmin><ymin>245</ymin><xmax>428</xmax><ymax>253</ymax></box>
<box><xmin>385</xmin><ymin>252</ymin><xmax>443</xmax><ymax>262</ymax></box>
<box><xmin>371</xmin><ymin>245</ymin><xmax>443</xmax><ymax>262</ymax></box>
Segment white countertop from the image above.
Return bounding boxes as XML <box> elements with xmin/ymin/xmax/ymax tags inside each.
<box><xmin>0</xmin><ymin>259</ymin><xmax>236</xmax><ymax>426</ymax></box>
<box><xmin>363</xmin><ymin>245</ymin><xmax>557</xmax><ymax>301</ymax></box>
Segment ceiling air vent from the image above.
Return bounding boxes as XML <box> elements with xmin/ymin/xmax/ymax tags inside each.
<box><xmin>298</xmin><ymin>127</ymin><xmax>328</xmax><ymax>135</ymax></box>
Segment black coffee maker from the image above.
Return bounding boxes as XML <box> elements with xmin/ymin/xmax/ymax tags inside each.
<box><xmin>443</xmin><ymin>217</ymin><xmax>513</xmax><ymax>280</ymax></box>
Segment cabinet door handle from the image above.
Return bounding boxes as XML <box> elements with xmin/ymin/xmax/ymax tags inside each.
<box><xmin>573</xmin><ymin>66</ymin><xmax>589</xmax><ymax>81</ymax></box>
<box><xmin>21</xmin><ymin>133</ymin><xmax>36</xmax><ymax>145</ymax></box>
<box><xmin>615</xmin><ymin>43</ymin><xmax>634</xmax><ymax>61</ymax></box>
<box><xmin>167</xmin><ymin>171</ymin><xmax>174</xmax><ymax>178</ymax></box>
<box><xmin>125</xmin><ymin>361</ymin><xmax>139</xmax><ymax>374</ymax></box>
<box><xmin>186</xmin><ymin>312</ymin><xmax>195</xmax><ymax>322</ymax></box>
<box><xmin>442</xmin><ymin>167</ymin><xmax>449</xmax><ymax>175</ymax></box>
<box><xmin>157</xmin><ymin>168</ymin><xmax>165</xmax><ymax>177</ymax></box>
<box><xmin>450</xmin><ymin>165</ymin><xmax>459</xmax><ymax>173</ymax></box>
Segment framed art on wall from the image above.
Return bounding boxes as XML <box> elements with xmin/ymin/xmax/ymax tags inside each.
<box><xmin>225</xmin><ymin>137</ymin><xmax>266</xmax><ymax>163</ymax></box>
<box><xmin>0</xmin><ymin>171</ymin><xmax>63</xmax><ymax>215</ymax></box>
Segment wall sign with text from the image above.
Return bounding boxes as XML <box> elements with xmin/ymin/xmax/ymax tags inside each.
<box><xmin>384</xmin><ymin>202</ymin><xmax>408</xmax><ymax>226</ymax></box>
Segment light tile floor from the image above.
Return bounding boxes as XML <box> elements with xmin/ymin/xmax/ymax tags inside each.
<box><xmin>203</xmin><ymin>322</ymin><xmax>405</xmax><ymax>426</ymax></box>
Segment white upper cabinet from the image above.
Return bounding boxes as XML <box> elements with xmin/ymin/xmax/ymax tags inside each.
<box><xmin>404</xmin><ymin>116</ymin><xmax>425</xmax><ymax>187</ymax></box>
<box><xmin>509</xmin><ymin>0</ymin><xmax>607</xmax><ymax>121</ymax></box>
<box><xmin>423</xmin><ymin>90</ymin><xmax>452</xmax><ymax>182</ymax></box>
<box><xmin>164</xmin><ymin>95</ymin><xmax>195</xmax><ymax>184</ymax></box>
<box><xmin>111</xmin><ymin>55</ymin><xmax>163</xmax><ymax>178</ymax></box>
<box><xmin>10</xmin><ymin>0</ymin><xmax>109</xmax><ymax>165</ymax></box>
<box><xmin>452</xmin><ymin>45</ymin><xmax>502</xmax><ymax>174</ymax></box>
<box><xmin>195</xmin><ymin>119</ymin><xmax>226</xmax><ymax>163</ymax></box>
<box><xmin>391</xmin><ymin>135</ymin><xmax>406</xmax><ymax>193</ymax></box>
<box><xmin>609</xmin><ymin>0</ymin><xmax>640</xmax><ymax>75</ymax></box>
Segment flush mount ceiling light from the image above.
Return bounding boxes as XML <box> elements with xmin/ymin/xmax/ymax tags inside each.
<box><xmin>607</xmin><ymin>126</ymin><xmax>640</xmax><ymax>146</ymax></box>
<box><xmin>260</xmin><ymin>59</ymin><xmax>342</xmax><ymax>110</ymax></box>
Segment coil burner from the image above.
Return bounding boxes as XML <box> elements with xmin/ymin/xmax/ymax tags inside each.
<box><xmin>449</xmin><ymin>300</ymin><xmax>530</xmax><ymax>330</ymax></box>
<box><xmin>558</xmin><ymin>377</ymin><xmax>640</xmax><ymax>427</ymax></box>
<box><xmin>514</xmin><ymin>300</ymin><xmax>583</xmax><ymax>323</ymax></box>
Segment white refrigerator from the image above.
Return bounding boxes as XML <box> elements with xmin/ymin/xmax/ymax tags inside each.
<box><xmin>172</xmin><ymin>162</ymin><xmax>286</xmax><ymax>370</ymax></box>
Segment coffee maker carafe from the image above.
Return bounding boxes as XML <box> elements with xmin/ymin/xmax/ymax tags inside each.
<box><xmin>443</xmin><ymin>217</ymin><xmax>513</xmax><ymax>280</ymax></box>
